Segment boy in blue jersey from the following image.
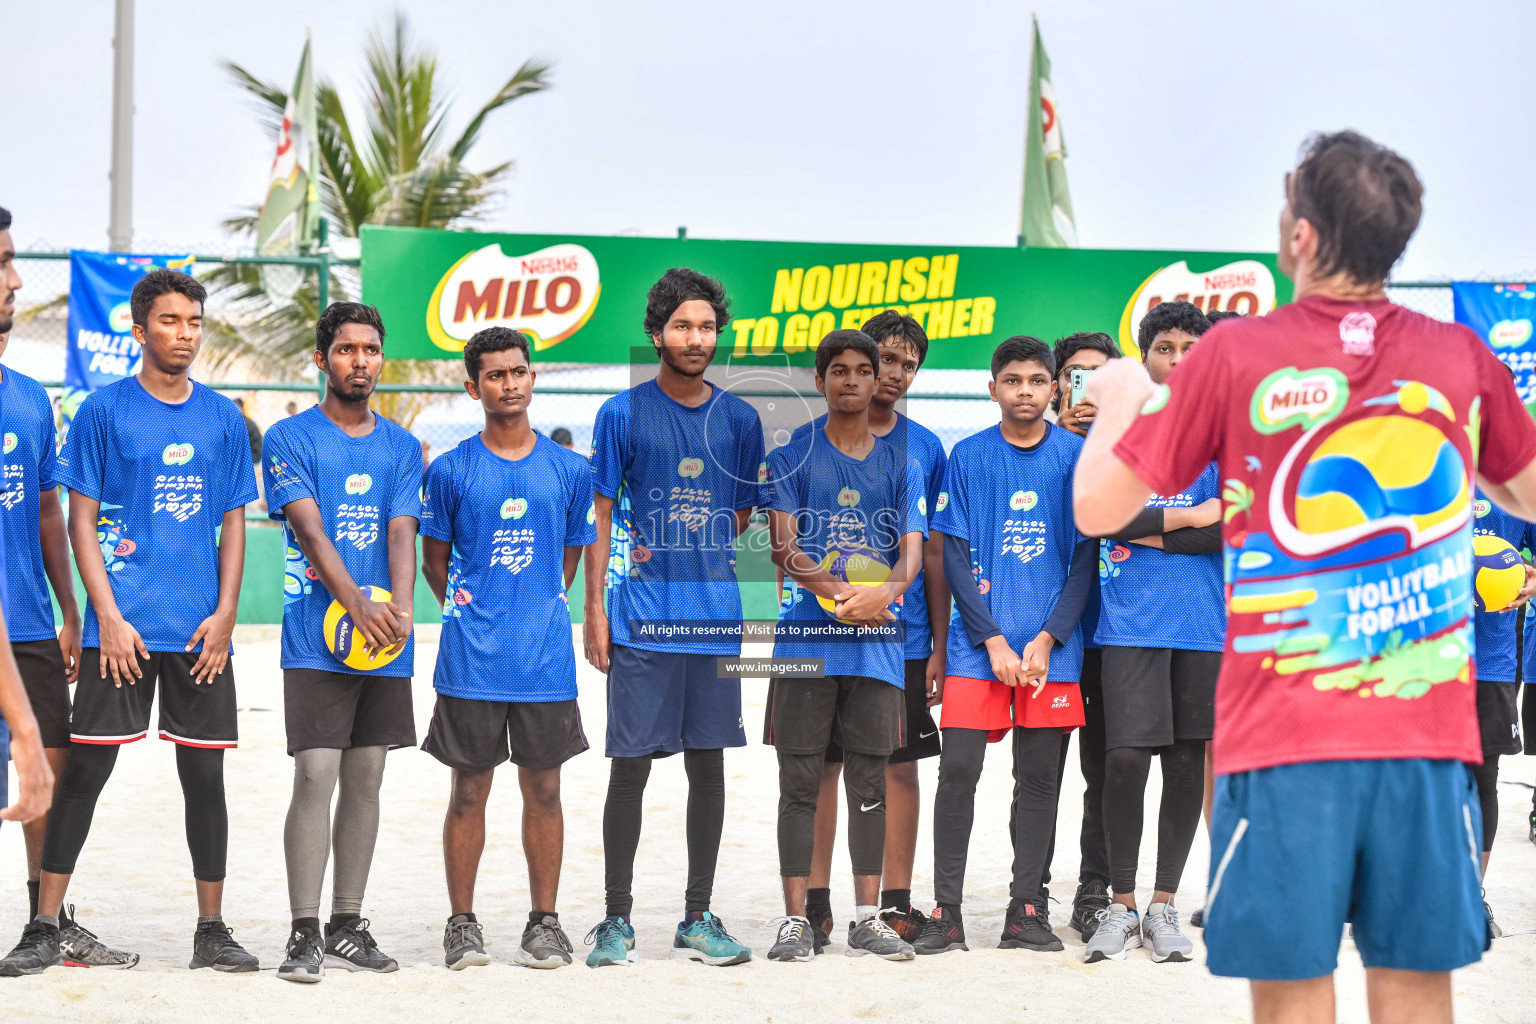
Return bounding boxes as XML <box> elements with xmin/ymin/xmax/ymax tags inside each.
<box><xmin>2</xmin><ymin>270</ymin><xmax>259</xmax><ymax>977</ymax></box>
<box><xmin>1470</xmin><ymin>488</ymin><xmax>1536</xmax><ymax>938</ymax></box>
<box><xmin>421</xmin><ymin>328</ymin><xmax>596</xmax><ymax>970</ymax></box>
<box><xmin>762</xmin><ymin>329</ymin><xmax>927</xmax><ymax>963</ymax></box>
<box><xmin>798</xmin><ymin>309</ymin><xmax>950</xmax><ymax>948</ymax></box>
<box><xmin>913</xmin><ymin>336</ymin><xmax>1095</xmax><ymax>955</ymax></box>
<box><xmin>1084</xmin><ymin>300</ymin><xmax>1224</xmax><ymax>965</ymax></box>
<box><xmin>583</xmin><ymin>269</ymin><xmax>760</xmax><ymax>968</ymax></box>
<box><xmin>263</xmin><ymin>303</ymin><xmax>422</xmax><ymax>983</ymax></box>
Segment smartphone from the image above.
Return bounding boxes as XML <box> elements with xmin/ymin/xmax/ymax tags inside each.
<box><xmin>1069</xmin><ymin>367</ymin><xmax>1094</xmax><ymax>408</ymax></box>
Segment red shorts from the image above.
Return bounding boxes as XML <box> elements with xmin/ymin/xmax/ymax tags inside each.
<box><xmin>938</xmin><ymin>676</ymin><xmax>1085</xmax><ymax>739</ymax></box>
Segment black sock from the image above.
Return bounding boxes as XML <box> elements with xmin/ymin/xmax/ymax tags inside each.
<box><xmin>938</xmin><ymin>903</ymin><xmax>962</xmax><ymax>922</ymax></box>
<box><xmin>529</xmin><ymin>911</ymin><xmax>556</xmax><ymax>925</ymax></box>
<box><xmin>880</xmin><ymin>888</ymin><xmax>911</xmax><ymax>911</ymax></box>
<box><xmin>27</xmin><ymin>880</ymin><xmax>39</xmax><ymax>922</ymax></box>
<box><xmin>806</xmin><ymin>888</ymin><xmax>832</xmax><ymax>918</ymax></box>
<box><xmin>329</xmin><ymin>913</ymin><xmax>358</xmax><ymax>932</ymax></box>
<box><xmin>449</xmin><ymin>912</ymin><xmax>477</xmax><ymax>924</ymax></box>
<box><xmin>293</xmin><ymin>916</ymin><xmax>322</xmax><ymax>936</ymax></box>
<box><xmin>197</xmin><ymin>915</ymin><xmax>224</xmax><ymax>931</ymax></box>
<box><xmin>684</xmin><ymin>910</ymin><xmax>706</xmax><ymax>923</ymax></box>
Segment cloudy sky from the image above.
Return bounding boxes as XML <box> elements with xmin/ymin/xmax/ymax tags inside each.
<box><xmin>7</xmin><ymin>0</ymin><xmax>1533</xmax><ymax>280</ymax></box>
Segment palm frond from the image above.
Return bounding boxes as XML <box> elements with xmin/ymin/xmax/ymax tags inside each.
<box><xmin>448</xmin><ymin>57</ymin><xmax>553</xmax><ymax>163</ymax></box>
<box><xmin>219</xmin><ymin>60</ymin><xmax>289</xmax><ymax>141</ymax></box>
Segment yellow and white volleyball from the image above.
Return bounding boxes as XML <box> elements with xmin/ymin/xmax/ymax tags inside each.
<box><xmin>815</xmin><ymin>544</ymin><xmax>892</xmax><ymax>624</ymax></box>
<box><xmin>323</xmin><ymin>586</ymin><xmax>406</xmax><ymax>670</ymax></box>
<box><xmin>1473</xmin><ymin>535</ymin><xmax>1525</xmax><ymax>614</ymax></box>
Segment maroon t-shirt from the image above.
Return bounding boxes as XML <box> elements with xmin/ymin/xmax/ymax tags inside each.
<box><xmin>1115</xmin><ymin>295</ymin><xmax>1536</xmax><ymax>775</ymax></box>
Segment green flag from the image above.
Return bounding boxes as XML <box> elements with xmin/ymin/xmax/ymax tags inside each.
<box><xmin>1020</xmin><ymin>17</ymin><xmax>1077</xmax><ymax>248</ymax></box>
<box><xmin>254</xmin><ymin>34</ymin><xmax>320</xmax><ymax>303</ymax></box>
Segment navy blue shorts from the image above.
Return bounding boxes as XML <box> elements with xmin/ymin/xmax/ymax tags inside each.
<box><xmin>605</xmin><ymin>644</ymin><xmax>746</xmax><ymax>758</ymax></box>
<box><xmin>1205</xmin><ymin>758</ymin><xmax>1488</xmax><ymax>980</ymax></box>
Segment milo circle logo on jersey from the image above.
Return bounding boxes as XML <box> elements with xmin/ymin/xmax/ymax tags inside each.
<box><xmin>108</xmin><ymin>301</ymin><xmax>134</xmax><ymax>334</ymax></box>
<box><xmin>162</xmin><ymin>443</ymin><xmax>195</xmax><ymax>466</ymax></box>
<box><xmin>936</xmin><ymin>492</ymin><xmax>949</xmax><ymax>512</ymax></box>
<box><xmin>678</xmin><ymin>457</ymin><xmax>704</xmax><ymax>479</ymax></box>
<box><xmin>2</xmin><ymin>433</ymin><xmax>15</xmax><ymax>455</ymax></box>
<box><xmin>917</xmin><ymin>495</ymin><xmax>927</xmax><ymax>517</ymax></box>
<box><xmin>757</xmin><ymin>461</ymin><xmax>769</xmax><ymax>484</ymax></box>
<box><xmin>1474</xmin><ymin>499</ymin><xmax>1492</xmax><ymax>519</ymax></box>
<box><xmin>837</xmin><ymin>487</ymin><xmax>860</xmax><ymax>508</ymax></box>
<box><xmin>1010</xmin><ymin>490</ymin><xmax>1038</xmax><ymax>511</ymax></box>
<box><xmin>345</xmin><ymin>473</ymin><xmax>373</xmax><ymax>495</ymax></box>
<box><xmin>587</xmin><ymin>502</ymin><xmax>596</xmax><ymax>525</ymax></box>
<box><xmin>501</xmin><ymin>497</ymin><xmax>529</xmax><ymax>520</ymax></box>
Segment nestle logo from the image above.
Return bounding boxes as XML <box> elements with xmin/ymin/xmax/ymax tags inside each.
<box><xmin>1204</xmin><ymin>272</ymin><xmax>1256</xmax><ymax>290</ymax></box>
<box><xmin>520</xmin><ymin>256</ymin><xmax>579</xmax><ymax>275</ymax></box>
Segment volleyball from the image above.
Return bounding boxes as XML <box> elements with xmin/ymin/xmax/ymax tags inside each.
<box><xmin>815</xmin><ymin>544</ymin><xmax>893</xmax><ymax>624</ymax></box>
<box><xmin>1472</xmin><ymin>535</ymin><xmax>1525</xmax><ymax>614</ymax></box>
<box><xmin>323</xmin><ymin>586</ymin><xmax>407</xmax><ymax>670</ymax></box>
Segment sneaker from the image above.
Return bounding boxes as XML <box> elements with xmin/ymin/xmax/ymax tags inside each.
<box><xmin>324</xmin><ymin>918</ymin><xmax>398</xmax><ymax>973</ymax></box>
<box><xmin>670</xmin><ymin>912</ymin><xmax>751</xmax><ymax>966</ymax></box>
<box><xmin>584</xmin><ymin>916</ymin><xmax>636</xmax><ymax>968</ymax></box>
<box><xmin>766</xmin><ymin>916</ymin><xmax>816</xmax><ymax>962</ymax></box>
<box><xmin>807</xmin><ymin>906</ymin><xmax>834</xmax><ymax>955</ymax></box>
<box><xmin>1000</xmin><ymin>898</ymin><xmax>1063</xmax><ymax>951</ymax></box>
<box><xmin>845</xmin><ymin>912</ymin><xmax>915</xmax><ymax>961</ymax></box>
<box><xmin>516</xmin><ymin>915</ymin><xmax>574</xmax><ymax>969</ymax></box>
<box><xmin>1529</xmin><ymin>807</ymin><xmax>1536</xmax><ymax>845</ymax></box>
<box><xmin>277</xmin><ymin>926</ymin><xmax>325</xmax><ymax>984</ymax></box>
<box><xmin>911</xmin><ymin>905</ymin><xmax>967</xmax><ymax>955</ymax></box>
<box><xmin>1189</xmin><ymin>905</ymin><xmax>1205</xmax><ymax>928</ymax></box>
<box><xmin>58</xmin><ymin>907</ymin><xmax>139</xmax><ymax>969</ymax></box>
<box><xmin>1083</xmin><ymin>905</ymin><xmax>1142</xmax><ymax>963</ymax></box>
<box><xmin>1069</xmin><ymin>880</ymin><xmax>1111</xmax><ymax>941</ymax></box>
<box><xmin>0</xmin><ymin>921</ymin><xmax>61</xmax><ymax>976</ymax></box>
<box><xmin>1484</xmin><ymin>892</ymin><xmax>1504</xmax><ymax>940</ymax></box>
<box><xmin>1141</xmin><ymin>902</ymin><xmax>1193</xmax><ymax>963</ymax></box>
<box><xmin>879</xmin><ymin>905</ymin><xmax>927</xmax><ymax>943</ymax></box>
<box><xmin>444</xmin><ymin>914</ymin><xmax>491</xmax><ymax>970</ymax></box>
<box><xmin>189</xmin><ymin>922</ymin><xmax>260</xmax><ymax>973</ymax></box>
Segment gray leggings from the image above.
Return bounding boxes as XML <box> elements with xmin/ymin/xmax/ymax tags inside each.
<box><xmin>283</xmin><ymin>746</ymin><xmax>388</xmax><ymax>921</ymax></box>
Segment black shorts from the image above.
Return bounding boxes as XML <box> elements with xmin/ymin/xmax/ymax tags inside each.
<box><xmin>764</xmin><ymin>675</ymin><xmax>905</xmax><ymax>757</ymax></box>
<box><xmin>1477</xmin><ymin>680</ymin><xmax>1522</xmax><ymax>756</ymax></box>
<box><xmin>423</xmin><ymin>695</ymin><xmax>589</xmax><ymax>772</ymax></box>
<box><xmin>71</xmin><ymin>648</ymin><xmax>238</xmax><ymax>748</ymax></box>
<box><xmin>825</xmin><ymin>660</ymin><xmax>939</xmax><ymax>764</ymax></box>
<box><xmin>284</xmin><ymin>669</ymin><xmax>416</xmax><ymax>755</ymax></box>
<box><xmin>15</xmin><ymin>639</ymin><xmax>70</xmax><ymax>749</ymax></box>
<box><xmin>1099</xmin><ymin>646</ymin><xmax>1219</xmax><ymax>750</ymax></box>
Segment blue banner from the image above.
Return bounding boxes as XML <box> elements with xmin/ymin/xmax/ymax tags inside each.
<box><xmin>1453</xmin><ymin>281</ymin><xmax>1536</xmax><ymax>414</ymax></box>
<box><xmin>65</xmin><ymin>250</ymin><xmax>194</xmax><ymax>422</ymax></box>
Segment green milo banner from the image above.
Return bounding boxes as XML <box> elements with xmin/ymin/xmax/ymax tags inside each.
<box><xmin>361</xmin><ymin>225</ymin><xmax>1290</xmax><ymax>367</ymax></box>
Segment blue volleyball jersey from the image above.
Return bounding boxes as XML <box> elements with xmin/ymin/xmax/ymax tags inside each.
<box><xmin>765</xmin><ymin>426</ymin><xmax>928</xmax><ymax>688</ymax></box>
<box><xmin>1095</xmin><ymin>462</ymin><xmax>1226</xmax><ymax>652</ymax></box>
<box><xmin>1473</xmin><ymin>490</ymin><xmax>1531</xmax><ymax>684</ymax></box>
<box><xmin>56</xmin><ymin>377</ymin><xmax>257</xmax><ymax>652</ymax></box>
<box><xmin>590</xmin><ymin>379</ymin><xmax>764</xmax><ymax>654</ymax></box>
<box><xmin>422</xmin><ymin>434</ymin><xmax>596</xmax><ymax>702</ymax></box>
<box><xmin>791</xmin><ymin>413</ymin><xmax>948</xmax><ymax>660</ymax></box>
<box><xmin>0</xmin><ymin>369</ymin><xmax>59</xmax><ymax>641</ymax></box>
<box><xmin>263</xmin><ymin>406</ymin><xmax>423</xmax><ymax>676</ymax></box>
<box><xmin>933</xmin><ymin>424</ymin><xmax>1086</xmax><ymax>682</ymax></box>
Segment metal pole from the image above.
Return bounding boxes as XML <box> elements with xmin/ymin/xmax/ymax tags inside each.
<box><xmin>108</xmin><ymin>0</ymin><xmax>135</xmax><ymax>252</ymax></box>
<box><xmin>316</xmin><ymin>217</ymin><xmax>330</xmax><ymax>401</ymax></box>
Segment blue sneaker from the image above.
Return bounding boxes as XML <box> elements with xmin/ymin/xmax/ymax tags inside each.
<box><xmin>584</xmin><ymin>916</ymin><xmax>635</xmax><ymax>968</ymax></box>
<box><xmin>669</xmin><ymin>912</ymin><xmax>752</xmax><ymax>966</ymax></box>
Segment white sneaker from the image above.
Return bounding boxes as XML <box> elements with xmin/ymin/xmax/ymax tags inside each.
<box><xmin>1083</xmin><ymin>905</ymin><xmax>1141</xmax><ymax>963</ymax></box>
<box><xmin>1141</xmin><ymin>902</ymin><xmax>1193</xmax><ymax>963</ymax></box>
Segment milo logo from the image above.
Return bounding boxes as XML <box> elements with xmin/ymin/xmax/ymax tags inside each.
<box><xmin>1010</xmin><ymin>490</ymin><xmax>1038</xmax><ymax>511</ymax></box>
<box><xmin>1490</xmin><ymin>319</ymin><xmax>1533</xmax><ymax>349</ymax></box>
<box><xmin>917</xmin><ymin>495</ymin><xmax>927</xmax><ymax>517</ymax></box>
<box><xmin>1249</xmin><ymin>367</ymin><xmax>1348</xmax><ymax>434</ymax></box>
<box><xmin>837</xmin><ymin>487</ymin><xmax>860</xmax><ymax>508</ymax></box>
<box><xmin>501</xmin><ymin>497</ymin><xmax>528</xmax><ymax>520</ymax></box>
<box><xmin>586</xmin><ymin>502</ymin><xmax>596</xmax><ymax>525</ymax></box>
<box><xmin>345</xmin><ymin>473</ymin><xmax>373</xmax><ymax>495</ymax></box>
<box><xmin>162</xmin><ymin>443</ymin><xmax>195</xmax><ymax>466</ymax></box>
<box><xmin>757</xmin><ymin>461</ymin><xmax>769</xmax><ymax>484</ymax></box>
<box><xmin>108</xmin><ymin>301</ymin><xmax>133</xmax><ymax>335</ymax></box>
<box><xmin>2</xmin><ymin>433</ymin><xmax>15</xmax><ymax>455</ymax></box>
<box><xmin>936</xmin><ymin>491</ymin><xmax>949</xmax><ymax>512</ymax></box>
<box><xmin>678</xmin><ymin>457</ymin><xmax>704</xmax><ymax>479</ymax></box>
<box><xmin>1474</xmin><ymin>499</ymin><xmax>1492</xmax><ymax>519</ymax></box>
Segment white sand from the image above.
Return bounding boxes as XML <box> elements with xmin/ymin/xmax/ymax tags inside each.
<box><xmin>2</xmin><ymin>625</ymin><xmax>1534</xmax><ymax>1023</ymax></box>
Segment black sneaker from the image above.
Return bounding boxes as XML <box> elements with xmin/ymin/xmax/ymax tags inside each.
<box><xmin>807</xmin><ymin>907</ymin><xmax>834</xmax><ymax>955</ymax></box>
<box><xmin>190</xmin><ymin>922</ymin><xmax>260</xmax><ymax>973</ymax></box>
<box><xmin>1529</xmin><ymin>808</ymin><xmax>1536</xmax><ymax>845</ymax></box>
<box><xmin>1189</xmin><ymin>905</ymin><xmax>1206</xmax><ymax>928</ymax></box>
<box><xmin>911</xmin><ymin>905</ymin><xmax>967</xmax><ymax>955</ymax></box>
<box><xmin>516</xmin><ymin>915</ymin><xmax>574</xmax><ymax>969</ymax></box>
<box><xmin>0</xmin><ymin>921</ymin><xmax>62</xmax><ymax>976</ymax></box>
<box><xmin>58</xmin><ymin>906</ymin><xmax>139</xmax><ymax>969</ymax></box>
<box><xmin>277</xmin><ymin>926</ymin><xmax>325</xmax><ymax>984</ymax></box>
<box><xmin>1000</xmin><ymin>898</ymin><xmax>1063</xmax><ymax>951</ymax></box>
<box><xmin>444</xmin><ymin>914</ymin><xmax>491</xmax><ymax>970</ymax></box>
<box><xmin>879</xmin><ymin>905</ymin><xmax>927</xmax><ymax>943</ymax></box>
<box><xmin>324</xmin><ymin>918</ymin><xmax>398</xmax><ymax>973</ymax></box>
<box><xmin>767</xmin><ymin>917</ymin><xmax>815</xmax><ymax>962</ymax></box>
<box><xmin>1069</xmin><ymin>880</ymin><xmax>1111</xmax><ymax>941</ymax></box>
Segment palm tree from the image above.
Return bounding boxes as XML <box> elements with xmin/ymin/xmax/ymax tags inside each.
<box><xmin>208</xmin><ymin>11</ymin><xmax>552</xmax><ymax>423</ymax></box>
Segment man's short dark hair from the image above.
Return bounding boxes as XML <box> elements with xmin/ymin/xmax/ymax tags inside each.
<box><xmin>643</xmin><ymin>268</ymin><xmax>731</xmax><ymax>340</ymax></box>
<box><xmin>991</xmin><ymin>335</ymin><xmax>1055</xmax><ymax>379</ymax></box>
<box><xmin>1137</xmin><ymin>300</ymin><xmax>1210</xmax><ymax>356</ymax></box>
<box><xmin>1289</xmin><ymin>130</ymin><xmax>1423</xmax><ymax>286</ymax></box>
<box><xmin>130</xmin><ymin>269</ymin><xmax>207</xmax><ymax>328</ymax></box>
<box><xmin>1204</xmin><ymin>309</ymin><xmax>1244</xmax><ymax>323</ymax></box>
<box><xmin>814</xmin><ymin>329</ymin><xmax>878</xmax><ymax>379</ymax></box>
<box><xmin>1052</xmin><ymin>331</ymin><xmax>1119</xmax><ymax>375</ymax></box>
<box><xmin>315</xmin><ymin>302</ymin><xmax>385</xmax><ymax>352</ymax></box>
<box><xmin>860</xmin><ymin>309</ymin><xmax>929</xmax><ymax>367</ymax></box>
<box><xmin>464</xmin><ymin>326</ymin><xmax>531</xmax><ymax>380</ymax></box>
<box><xmin>550</xmin><ymin>426</ymin><xmax>573</xmax><ymax>446</ymax></box>
<box><xmin>0</xmin><ymin>206</ymin><xmax>11</xmax><ymax>232</ymax></box>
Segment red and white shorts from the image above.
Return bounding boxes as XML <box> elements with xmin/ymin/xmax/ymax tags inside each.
<box><xmin>938</xmin><ymin>675</ymin><xmax>1085</xmax><ymax>740</ymax></box>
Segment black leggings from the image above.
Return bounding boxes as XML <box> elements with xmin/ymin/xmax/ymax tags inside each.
<box><xmin>1101</xmin><ymin>740</ymin><xmax>1204</xmax><ymax>896</ymax></box>
<box><xmin>42</xmin><ymin>742</ymin><xmax>228</xmax><ymax>882</ymax></box>
<box><xmin>603</xmin><ymin>750</ymin><xmax>725</xmax><ymax>917</ymax></box>
<box><xmin>777</xmin><ymin>747</ymin><xmax>886</xmax><ymax>877</ymax></box>
<box><xmin>1471</xmin><ymin>756</ymin><xmax>1499</xmax><ymax>853</ymax></box>
<box><xmin>933</xmin><ymin>727</ymin><xmax>1063</xmax><ymax>907</ymax></box>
